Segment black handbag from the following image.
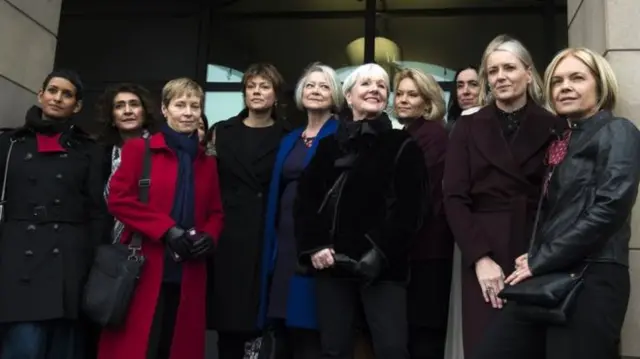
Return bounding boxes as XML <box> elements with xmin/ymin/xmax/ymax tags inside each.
<box><xmin>498</xmin><ymin>265</ymin><xmax>588</xmax><ymax>324</ymax></box>
<box><xmin>497</xmin><ymin>156</ymin><xmax>589</xmax><ymax>325</ymax></box>
<box><xmin>82</xmin><ymin>136</ymin><xmax>152</xmax><ymax>328</ymax></box>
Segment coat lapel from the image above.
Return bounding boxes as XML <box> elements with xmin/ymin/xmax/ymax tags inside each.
<box><xmin>510</xmin><ymin>104</ymin><xmax>564</xmax><ymax>167</ymax></box>
<box><xmin>472</xmin><ymin>106</ymin><xmax>525</xmax><ymax>182</ymax></box>
<box><xmin>471</xmin><ymin>104</ymin><xmax>562</xmax><ymax>185</ymax></box>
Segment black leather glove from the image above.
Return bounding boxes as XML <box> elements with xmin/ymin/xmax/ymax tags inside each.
<box><xmin>184</xmin><ymin>229</ymin><xmax>215</xmax><ymax>258</ymax></box>
<box><xmin>163</xmin><ymin>226</ymin><xmax>191</xmax><ymax>262</ymax></box>
<box><xmin>356</xmin><ymin>248</ymin><xmax>385</xmax><ymax>284</ymax></box>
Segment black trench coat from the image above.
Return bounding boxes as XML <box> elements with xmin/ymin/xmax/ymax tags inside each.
<box><xmin>208</xmin><ymin>115</ymin><xmax>289</xmax><ymax>332</ymax></box>
<box><xmin>0</xmin><ymin>106</ymin><xmax>107</xmax><ymax>323</ymax></box>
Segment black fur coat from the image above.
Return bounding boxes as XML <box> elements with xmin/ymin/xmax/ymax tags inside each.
<box><xmin>294</xmin><ymin>114</ymin><xmax>427</xmax><ymax>282</ymax></box>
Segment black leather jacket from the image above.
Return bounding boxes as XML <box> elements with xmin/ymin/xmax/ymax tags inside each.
<box><xmin>529</xmin><ymin>111</ymin><xmax>640</xmax><ymax>275</ymax></box>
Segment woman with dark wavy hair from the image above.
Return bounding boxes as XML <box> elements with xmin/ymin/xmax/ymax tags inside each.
<box><xmin>96</xmin><ymin>83</ymin><xmax>160</xmax><ymax>148</ymax></box>
<box><xmin>446</xmin><ymin>66</ymin><xmax>480</xmax><ymax>132</ymax></box>
<box><xmin>97</xmin><ymin>83</ymin><xmax>161</xmax><ymax>244</ymax></box>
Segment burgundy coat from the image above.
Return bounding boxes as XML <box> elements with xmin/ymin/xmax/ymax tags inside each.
<box><xmin>443</xmin><ymin>103</ymin><xmax>564</xmax><ymax>355</ymax></box>
<box><xmin>406</xmin><ymin>119</ymin><xmax>453</xmax><ymax>260</ymax></box>
<box><xmin>98</xmin><ymin>133</ymin><xmax>224</xmax><ymax>359</ymax></box>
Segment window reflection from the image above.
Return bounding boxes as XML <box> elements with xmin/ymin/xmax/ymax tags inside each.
<box><xmin>206</xmin><ymin>64</ymin><xmax>243</xmax><ymax>83</ymax></box>
<box><xmin>204</xmin><ymin>91</ymin><xmax>244</xmax><ymax>126</ymax></box>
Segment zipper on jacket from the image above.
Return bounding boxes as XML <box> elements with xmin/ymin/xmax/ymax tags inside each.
<box><xmin>329</xmin><ymin>172</ymin><xmax>349</xmax><ymax>241</ymax></box>
<box><xmin>528</xmin><ymin>167</ymin><xmax>552</xmax><ymax>254</ymax></box>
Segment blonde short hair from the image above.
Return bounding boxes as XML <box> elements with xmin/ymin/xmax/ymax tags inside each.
<box><xmin>161</xmin><ymin>78</ymin><xmax>204</xmax><ymax>107</ymax></box>
<box><xmin>342</xmin><ymin>63</ymin><xmax>390</xmax><ymax>98</ymax></box>
<box><xmin>543</xmin><ymin>47</ymin><xmax>618</xmax><ymax>114</ymax></box>
<box><xmin>393</xmin><ymin>68</ymin><xmax>446</xmax><ymax>121</ymax></box>
<box><xmin>294</xmin><ymin>62</ymin><xmax>344</xmax><ymax>112</ymax></box>
<box><xmin>478</xmin><ymin>34</ymin><xmax>544</xmax><ymax>106</ymax></box>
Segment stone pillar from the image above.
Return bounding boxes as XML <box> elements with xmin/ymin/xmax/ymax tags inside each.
<box><xmin>0</xmin><ymin>0</ymin><xmax>61</xmax><ymax>127</ymax></box>
<box><xmin>568</xmin><ymin>0</ymin><xmax>640</xmax><ymax>358</ymax></box>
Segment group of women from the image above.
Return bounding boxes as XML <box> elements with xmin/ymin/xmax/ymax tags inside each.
<box><xmin>0</xmin><ymin>32</ymin><xmax>636</xmax><ymax>359</ymax></box>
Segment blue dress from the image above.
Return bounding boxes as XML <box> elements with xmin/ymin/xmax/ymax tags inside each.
<box><xmin>267</xmin><ymin>138</ymin><xmax>309</xmax><ymax>319</ymax></box>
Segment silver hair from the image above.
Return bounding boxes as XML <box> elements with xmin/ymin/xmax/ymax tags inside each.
<box><xmin>294</xmin><ymin>63</ymin><xmax>344</xmax><ymax>112</ymax></box>
<box><xmin>342</xmin><ymin>63</ymin><xmax>390</xmax><ymax>98</ymax></box>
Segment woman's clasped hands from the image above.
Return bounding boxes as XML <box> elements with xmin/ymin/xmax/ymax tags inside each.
<box><xmin>311</xmin><ymin>248</ymin><xmax>335</xmax><ymax>270</ymax></box>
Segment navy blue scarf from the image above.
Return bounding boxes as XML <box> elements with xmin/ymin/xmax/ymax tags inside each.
<box><xmin>161</xmin><ymin>123</ymin><xmax>199</xmax><ymax>282</ymax></box>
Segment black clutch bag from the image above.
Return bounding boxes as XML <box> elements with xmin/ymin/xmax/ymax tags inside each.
<box><xmin>82</xmin><ymin>136</ymin><xmax>151</xmax><ymax>328</ymax></box>
<box><xmin>333</xmin><ymin>249</ymin><xmax>384</xmax><ymax>284</ymax></box>
<box><xmin>498</xmin><ymin>265</ymin><xmax>588</xmax><ymax>324</ymax></box>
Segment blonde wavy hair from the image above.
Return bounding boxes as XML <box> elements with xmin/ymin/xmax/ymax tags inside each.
<box><xmin>393</xmin><ymin>68</ymin><xmax>446</xmax><ymax>121</ymax></box>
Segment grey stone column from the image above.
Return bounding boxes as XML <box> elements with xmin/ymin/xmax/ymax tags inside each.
<box><xmin>0</xmin><ymin>0</ymin><xmax>61</xmax><ymax>127</ymax></box>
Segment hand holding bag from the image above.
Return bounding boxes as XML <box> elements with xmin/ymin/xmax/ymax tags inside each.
<box><xmin>82</xmin><ymin>136</ymin><xmax>152</xmax><ymax>328</ymax></box>
<box><xmin>498</xmin><ymin>265</ymin><xmax>588</xmax><ymax>324</ymax></box>
<box><xmin>498</xmin><ymin>268</ymin><xmax>586</xmax><ymax>308</ymax></box>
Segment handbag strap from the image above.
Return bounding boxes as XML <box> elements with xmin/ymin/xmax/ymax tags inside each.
<box><xmin>128</xmin><ymin>134</ymin><xmax>152</xmax><ymax>250</ymax></box>
<box><xmin>0</xmin><ymin>139</ymin><xmax>16</xmax><ymax>220</ymax></box>
<box><xmin>0</xmin><ymin>139</ymin><xmax>16</xmax><ymax>203</ymax></box>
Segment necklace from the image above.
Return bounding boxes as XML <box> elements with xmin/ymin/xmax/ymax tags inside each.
<box><xmin>301</xmin><ymin>131</ymin><xmax>316</xmax><ymax>148</ymax></box>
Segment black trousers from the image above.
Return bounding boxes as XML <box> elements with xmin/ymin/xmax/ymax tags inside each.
<box><xmin>473</xmin><ymin>263</ymin><xmax>629</xmax><ymax>359</ymax></box>
<box><xmin>407</xmin><ymin>259</ymin><xmax>452</xmax><ymax>359</ymax></box>
<box><xmin>147</xmin><ymin>283</ymin><xmax>181</xmax><ymax>359</ymax></box>
<box><xmin>272</xmin><ymin>322</ymin><xmax>322</xmax><ymax>359</ymax></box>
<box><xmin>316</xmin><ymin>277</ymin><xmax>408</xmax><ymax>359</ymax></box>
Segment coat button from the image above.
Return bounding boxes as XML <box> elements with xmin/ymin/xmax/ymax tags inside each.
<box><xmin>24</xmin><ymin>153</ymin><xmax>32</xmax><ymax>161</ymax></box>
<box><xmin>20</xmin><ymin>276</ymin><xmax>30</xmax><ymax>283</ymax></box>
<box><xmin>55</xmin><ymin>173</ymin><xmax>63</xmax><ymax>180</ymax></box>
<box><xmin>53</xmin><ymin>199</ymin><xmax>61</xmax><ymax>205</ymax></box>
<box><xmin>26</xmin><ymin>224</ymin><xmax>36</xmax><ymax>232</ymax></box>
<box><xmin>52</xmin><ymin>248</ymin><xmax>60</xmax><ymax>255</ymax></box>
<box><xmin>257</xmin><ymin>192</ymin><xmax>263</xmax><ymax>198</ymax></box>
<box><xmin>53</xmin><ymin>223</ymin><xmax>59</xmax><ymax>231</ymax></box>
<box><xmin>24</xmin><ymin>250</ymin><xmax>33</xmax><ymax>256</ymax></box>
<box><xmin>28</xmin><ymin>176</ymin><xmax>36</xmax><ymax>184</ymax></box>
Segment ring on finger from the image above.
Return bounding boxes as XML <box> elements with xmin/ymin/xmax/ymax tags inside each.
<box><xmin>485</xmin><ymin>287</ymin><xmax>494</xmax><ymax>295</ymax></box>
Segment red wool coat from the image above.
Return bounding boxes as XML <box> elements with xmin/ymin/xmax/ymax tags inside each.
<box><xmin>97</xmin><ymin>133</ymin><xmax>224</xmax><ymax>359</ymax></box>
